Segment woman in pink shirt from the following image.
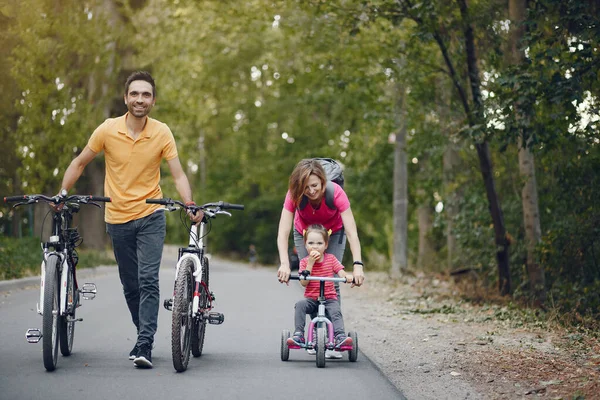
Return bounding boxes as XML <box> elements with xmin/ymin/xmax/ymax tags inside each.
<box><xmin>277</xmin><ymin>159</ymin><xmax>365</xmax><ymax>286</ymax></box>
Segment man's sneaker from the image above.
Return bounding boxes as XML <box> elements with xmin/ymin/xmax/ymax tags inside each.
<box><xmin>326</xmin><ymin>350</ymin><xmax>343</xmax><ymax>359</ymax></box>
<box><xmin>128</xmin><ymin>344</ymin><xmax>139</xmax><ymax>360</ymax></box>
<box><xmin>286</xmin><ymin>332</ymin><xmax>305</xmax><ymax>346</ymax></box>
<box><xmin>133</xmin><ymin>345</ymin><xmax>153</xmax><ymax>368</ymax></box>
<box><xmin>334</xmin><ymin>334</ymin><xmax>353</xmax><ymax>349</ymax></box>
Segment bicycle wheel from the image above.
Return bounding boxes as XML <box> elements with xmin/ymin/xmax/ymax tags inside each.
<box><xmin>42</xmin><ymin>255</ymin><xmax>61</xmax><ymax>371</ymax></box>
<box><xmin>316</xmin><ymin>324</ymin><xmax>326</xmax><ymax>368</ymax></box>
<box><xmin>281</xmin><ymin>329</ymin><xmax>290</xmax><ymax>361</ymax></box>
<box><xmin>191</xmin><ymin>256</ymin><xmax>209</xmax><ymax>357</ymax></box>
<box><xmin>171</xmin><ymin>258</ymin><xmax>194</xmax><ymax>372</ymax></box>
<box><xmin>59</xmin><ymin>264</ymin><xmax>76</xmax><ymax>356</ymax></box>
<box><xmin>348</xmin><ymin>331</ymin><xmax>358</xmax><ymax>362</ymax></box>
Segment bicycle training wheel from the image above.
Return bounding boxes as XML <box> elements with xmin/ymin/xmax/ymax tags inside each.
<box><xmin>42</xmin><ymin>255</ymin><xmax>61</xmax><ymax>371</ymax></box>
<box><xmin>191</xmin><ymin>256</ymin><xmax>209</xmax><ymax>357</ymax></box>
<box><xmin>171</xmin><ymin>259</ymin><xmax>194</xmax><ymax>372</ymax></box>
<box><xmin>316</xmin><ymin>324</ymin><xmax>326</xmax><ymax>368</ymax></box>
<box><xmin>348</xmin><ymin>331</ymin><xmax>358</xmax><ymax>362</ymax></box>
<box><xmin>281</xmin><ymin>329</ymin><xmax>290</xmax><ymax>361</ymax></box>
<box><xmin>59</xmin><ymin>264</ymin><xmax>76</xmax><ymax>356</ymax></box>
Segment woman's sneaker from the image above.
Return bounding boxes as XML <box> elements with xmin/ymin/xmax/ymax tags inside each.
<box><xmin>286</xmin><ymin>332</ymin><xmax>305</xmax><ymax>346</ymax></box>
<box><xmin>326</xmin><ymin>350</ymin><xmax>343</xmax><ymax>359</ymax></box>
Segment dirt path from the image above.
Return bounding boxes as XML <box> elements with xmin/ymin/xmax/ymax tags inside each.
<box><xmin>339</xmin><ymin>272</ymin><xmax>600</xmax><ymax>399</ymax></box>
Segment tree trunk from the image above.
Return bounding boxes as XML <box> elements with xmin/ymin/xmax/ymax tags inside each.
<box><xmin>443</xmin><ymin>144</ymin><xmax>461</xmax><ymax>270</ymax></box>
<box><xmin>509</xmin><ymin>0</ymin><xmax>546</xmax><ymax>303</ymax></box>
<box><xmin>391</xmin><ymin>85</ymin><xmax>408</xmax><ymax>279</ymax></box>
<box><xmin>76</xmin><ymin>159</ymin><xmax>106</xmax><ymax>250</ymax></box>
<box><xmin>416</xmin><ymin>192</ymin><xmax>435</xmax><ymax>271</ymax></box>
<box><xmin>439</xmin><ymin>77</ymin><xmax>461</xmax><ymax>271</ymax></box>
<box><xmin>458</xmin><ymin>0</ymin><xmax>511</xmax><ymax>295</ymax></box>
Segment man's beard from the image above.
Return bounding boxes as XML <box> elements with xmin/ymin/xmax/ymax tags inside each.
<box><xmin>128</xmin><ymin>103</ymin><xmax>152</xmax><ymax>118</ymax></box>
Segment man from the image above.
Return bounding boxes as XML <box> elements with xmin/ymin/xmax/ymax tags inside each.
<box><xmin>58</xmin><ymin>71</ymin><xmax>203</xmax><ymax>369</ymax></box>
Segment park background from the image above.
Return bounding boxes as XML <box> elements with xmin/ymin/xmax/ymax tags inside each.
<box><xmin>0</xmin><ymin>0</ymin><xmax>598</xmax><ymax>331</ymax></box>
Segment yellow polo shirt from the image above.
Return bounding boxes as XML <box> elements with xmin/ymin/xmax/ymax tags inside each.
<box><xmin>86</xmin><ymin>113</ymin><xmax>178</xmax><ymax>224</ymax></box>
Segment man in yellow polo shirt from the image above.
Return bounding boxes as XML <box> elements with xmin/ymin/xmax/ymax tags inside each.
<box><xmin>58</xmin><ymin>71</ymin><xmax>203</xmax><ymax>369</ymax></box>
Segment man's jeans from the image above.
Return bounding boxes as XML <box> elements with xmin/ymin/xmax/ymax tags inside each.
<box><xmin>106</xmin><ymin>211</ymin><xmax>166</xmax><ymax>347</ymax></box>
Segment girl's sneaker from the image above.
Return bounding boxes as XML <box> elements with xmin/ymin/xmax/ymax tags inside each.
<box><xmin>334</xmin><ymin>334</ymin><xmax>352</xmax><ymax>348</ymax></box>
<box><xmin>287</xmin><ymin>332</ymin><xmax>305</xmax><ymax>346</ymax></box>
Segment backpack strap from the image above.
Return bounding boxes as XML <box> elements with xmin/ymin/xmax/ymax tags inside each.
<box><xmin>297</xmin><ymin>181</ymin><xmax>337</xmax><ymax>211</ymax></box>
<box><xmin>324</xmin><ymin>181</ymin><xmax>336</xmax><ymax>210</ymax></box>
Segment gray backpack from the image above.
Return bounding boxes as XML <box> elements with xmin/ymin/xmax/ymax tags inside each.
<box><xmin>298</xmin><ymin>158</ymin><xmax>344</xmax><ymax>211</ymax></box>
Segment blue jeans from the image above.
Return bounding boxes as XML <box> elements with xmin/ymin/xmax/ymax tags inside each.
<box><xmin>106</xmin><ymin>211</ymin><xmax>166</xmax><ymax>347</ymax></box>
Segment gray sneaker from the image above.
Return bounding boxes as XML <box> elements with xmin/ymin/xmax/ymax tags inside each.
<box><xmin>325</xmin><ymin>350</ymin><xmax>343</xmax><ymax>359</ymax></box>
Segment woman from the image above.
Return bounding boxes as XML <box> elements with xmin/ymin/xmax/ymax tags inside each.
<box><xmin>276</xmin><ymin>159</ymin><xmax>365</xmax><ymax>287</ymax></box>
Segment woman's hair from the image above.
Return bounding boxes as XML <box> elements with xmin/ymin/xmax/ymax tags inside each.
<box><xmin>303</xmin><ymin>224</ymin><xmax>330</xmax><ymax>245</ymax></box>
<box><xmin>288</xmin><ymin>159</ymin><xmax>327</xmax><ymax>205</ymax></box>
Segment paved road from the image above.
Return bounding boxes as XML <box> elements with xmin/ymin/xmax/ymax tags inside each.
<box><xmin>0</xmin><ymin>252</ymin><xmax>403</xmax><ymax>400</ymax></box>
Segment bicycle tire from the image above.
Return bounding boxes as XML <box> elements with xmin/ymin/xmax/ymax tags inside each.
<box><xmin>348</xmin><ymin>331</ymin><xmax>358</xmax><ymax>362</ymax></box>
<box><xmin>42</xmin><ymin>255</ymin><xmax>61</xmax><ymax>371</ymax></box>
<box><xmin>171</xmin><ymin>258</ymin><xmax>194</xmax><ymax>372</ymax></box>
<box><xmin>59</xmin><ymin>263</ymin><xmax>76</xmax><ymax>356</ymax></box>
<box><xmin>191</xmin><ymin>256</ymin><xmax>209</xmax><ymax>357</ymax></box>
<box><xmin>280</xmin><ymin>329</ymin><xmax>290</xmax><ymax>361</ymax></box>
<box><xmin>316</xmin><ymin>324</ymin><xmax>326</xmax><ymax>368</ymax></box>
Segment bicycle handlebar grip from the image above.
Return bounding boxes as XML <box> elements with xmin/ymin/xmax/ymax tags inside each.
<box><xmin>90</xmin><ymin>196</ymin><xmax>111</xmax><ymax>202</ymax></box>
<box><xmin>223</xmin><ymin>202</ymin><xmax>244</xmax><ymax>210</ymax></box>
<box><xmin>4</xmin><ymin>195</ymin><xmax>27</xmax><ymax>203</ymax></box>
<box><xmin>289</xmin><ymin>275</ymin><xmax>300</xmax><ymax>281</ymax></box>
<box><xmin>146</xmin><ymin>198</ymin><xmax>168</xmax><ymax>205</ymax></box>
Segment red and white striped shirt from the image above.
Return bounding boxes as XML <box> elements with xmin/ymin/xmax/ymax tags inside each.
<box><xmin>299</xmin><ymin>253</ymin><xmax>344</xmax><ymax>300</ymax></box>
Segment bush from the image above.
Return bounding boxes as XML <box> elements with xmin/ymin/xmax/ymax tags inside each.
<box><xmin>0</xmin><ymin>236</ymin><xmax>115</xmax><ymax>280</ymax></box>
<box><xmin>0</xmin><ymin>236</ymin><xmax>42</xmax><ymax>280</ymax></box>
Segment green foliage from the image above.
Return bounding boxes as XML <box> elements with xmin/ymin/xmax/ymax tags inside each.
<box><xmin>0</xmin><ymin>235</ymin><xmax>115</xmax><ymax>280</ymax></box>
<box><xmin>0</xmin><ymin>236</ymin><xmax>41</xmax><ymax>280</ymax></box>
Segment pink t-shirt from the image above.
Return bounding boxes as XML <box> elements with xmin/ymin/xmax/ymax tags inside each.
<box><xmin>299</xmin><ymin>253</ymin><xmax>344</xmax><ymax>300</ymax></box>
<box><xmin>283</xmin><ymin>182</ymin><xmax>350</xmax><ymax>233</ymax></box>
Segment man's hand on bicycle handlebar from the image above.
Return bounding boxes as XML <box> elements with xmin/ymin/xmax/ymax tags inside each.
<box><xmin>49</xmin><ymin>189</ymin><xmax>67</xmax><ymax>212</ymax></box>
<box><xmin>184</xmin><ymin>201</ymin><xmax>204</xmax><ymax>224</ymax></box>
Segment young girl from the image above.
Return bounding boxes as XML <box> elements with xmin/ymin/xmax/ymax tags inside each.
<box><xmin>287</xmin><ymin>224</ymin><xmax>353</xmax><ymax>348</ymax></box>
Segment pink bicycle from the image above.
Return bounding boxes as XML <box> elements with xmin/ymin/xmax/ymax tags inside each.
<box><xmin>281</xmin><ymin>274</ymin><xmax>358</xmax><ymax>368</ymax></box>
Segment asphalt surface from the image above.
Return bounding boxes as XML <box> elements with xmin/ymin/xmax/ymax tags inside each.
<box><xmin>0</xmin><ymin>252</ymin><xmax>404</xmax><ymax>400</ymax></box>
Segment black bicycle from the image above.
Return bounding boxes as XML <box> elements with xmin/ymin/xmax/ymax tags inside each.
<box><xmin>4</xmin><ymin>193</ymin><xmax>110</xmax><ymax>371</ymax></box>
<box><xmin>146</xmin><ymin>198</ymin><xmax>244</xmax><ymax>372</ymax></box>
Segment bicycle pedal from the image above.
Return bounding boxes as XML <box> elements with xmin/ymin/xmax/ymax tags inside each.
<box><xmin>163</xmin><ymin>298</ymin><xmax>173</xmax><ymax>311</ymax></box>
<box><xmin>66</xmin><ymin>317</ymin><xmax>83</xmax><ymax>323</ymax></box>
<box><xmin>80</xmin><ymin>283</ymin><xmax>97</xmax><ymax>300</ymax></box>
<box><xmin>207</xmin><ymin>311</ymin><xmax>224</xmax><ymax>325</ymax></box>
<box><xmin>210</xmin><ymin>292</ymin><xmax>216</xmax><ymax>301</ymax></box>
<box><xmin>26</xmin><ymin>328</ymin><xmax>42</xmax><ymax>343</ymax></box>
